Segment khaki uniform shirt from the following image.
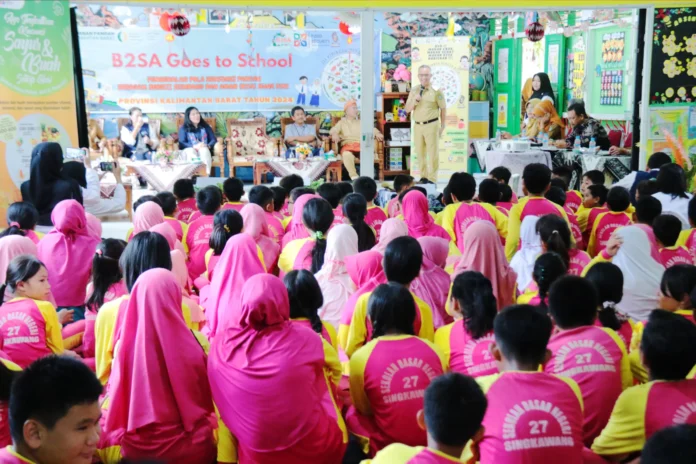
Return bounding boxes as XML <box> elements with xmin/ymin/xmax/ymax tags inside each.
<box><xmin>330</xmin><ymin>118</ymin><xmax>380</xmax><ymax>144</ymax></box>
<box><xmin>406</xmin><ymin>85</ymin><xmax>445</xmax><ymax>122</ymax></box>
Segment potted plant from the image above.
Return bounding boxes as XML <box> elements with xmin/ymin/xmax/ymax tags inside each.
<box><xmin>393</xmin><ymin>64</ymin><xmax>411</xmax><ymax>93</ymax></box>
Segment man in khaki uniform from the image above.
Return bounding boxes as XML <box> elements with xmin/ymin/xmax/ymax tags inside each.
<box><xmin>405</xmin><ymin>65</ymin><xmax>446</xmax><ymax>184</ymax></box>
<box><xmin>330</xmin><ymin>99</ymin><xmax>384</xmax><ymax>179</ymax></box>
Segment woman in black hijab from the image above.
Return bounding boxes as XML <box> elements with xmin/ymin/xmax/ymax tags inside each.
<box><xmin>20</xmin><ymin>142</ymin><xmax>83</xmax><ymax>226</ymax></box>
<box><xmin>530</xmin><ymin>72</ymin><xmax>556</xmax><ymax>105</ymax></box>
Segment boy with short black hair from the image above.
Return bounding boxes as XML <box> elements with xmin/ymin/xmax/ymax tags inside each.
<box><xmin>580</xmin><ymin>170</ymin><xmax>604</xmax><ymax>195</ymax></box>
<box><xmin>278</xmin><ymin>174</ymin><xmax>304</xmax><ymax>216</ymax></box>
<box><xmin>366</xmin><ymin>373</ymin><xmax>488</xmax><ymax>463</ymax></box>
<box><xmin>472</xmin><ymin>305</ymin><xmax>586</xmax><ymax>462</ymax></box>
<box><xmin>653</xmin><ymin>214</ymin><xmax>693</xmax><ymax>268</ymax></box>
<box><xmin>387</xmin><ymin>175</ymin><xmax>414</xmax><ymax>218</ymax></box>
<box><xmin>353</xmin><ymin>176</ymin><xmax>387</xmax><ymax>239</ymax></box>
<box><xmin>635</xmin><ymin>179</ymin><xmax>659</xmax><ymax>202</ymax></box>
<box><xmin>497</xmin><ymin>184</ymin><xmax>514</xmax><ymax>212</ymax></box>
<box><xmin>552</xmin><ymin>166</ymin><xmax>583</xmax><ymax>212</ymax></box>
<box><xmin>676</xmin><ymin>196</ymin><xmax>696</xmax><ymax>262</ymax></box>
<box><xmin>592</xmin><ymin>310</ymin><xmax>696</xmax><ymax>460</ymax></box>
<box><xmin>505</xmin><ymin>164</ymin><xmax>571</xmax><ymax>261</ymax></box>
<box><xmin>172</xmin><ymin>178</ymin><xmax>197</xmax><ymax>223</ymax></box>
<box><xmin>269</xmin><ymin>186</ymin><xmax>287</xmax><ymax>217</ymax></box>
<box><xmin>586</xmin><ymin>186</ymin><xmax>632</xmax><ymax>257</ymax></box>
<box><xmin>185</xmin><ymin>185</ymin><xmax>222</xmax><ymax>280</ymax></box>
<box><xmin>488</xmin><ymin>166</ymin><xmax>518</xmax><ymax>203</ymax></box>
<box><xmin>545</xmin><ymin>276</ymin><xmax>631</xmax><ymax>446</ymax></box>
<box><xmin>546</xmin><ymin>186</ymin><xmax>584</xmax><ymax>249</ymax></box>
<box><xmin>221</xmin><ymin>177</ymin><xmax>245</xmax><ymax>212</ymax></box>
<box><xmin>477</xmin><ymin>179</ymin><xmax>500</xmax><ymax>206</ymax></box>
<box><xmin>641</xmin><ymin>424</ymin><xmax>696</xmax><ymax>464</ymax></box>
<box><xmin>317</xmin><ymin>182</ymin><xmax>344</xmax><ymax>226</ymax></box>
<box><xmin>634</xmin><ymin>195</ymin><xmax>662</xmax><ymax>226</ymax></box>
<box><xmin>155</xmin><ymin>191</ymin><xmax>188</xmax><ymax>242</ymax></box>
<box><xmin>1</xmin><ymin>356</ymin><xmax>102</xmax><ymax>464</ymax></box>
<box><xmin>249</xmin><ymin>185</ymin><xmax>284</xmax><ymax>244</ymax></box>
<box><xmin>577</xmin><ymin>184</ymin><xmax>609</xmax><ymax>244</ymax></box>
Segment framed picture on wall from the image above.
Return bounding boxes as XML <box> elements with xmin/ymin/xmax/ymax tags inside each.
<box><xmin>208</xmin><ymin>9</ymin><xmax>229</xmax><ymax>25</ymax></box>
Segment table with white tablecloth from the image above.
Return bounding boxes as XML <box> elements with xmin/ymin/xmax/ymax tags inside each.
<box><xmin>481</xmin><ymin>149</ymin><xmax>553</xmax><ymax>196</ymax></box>
<box><xmin>128</xmin><ymin>162</ymin><xmax>207</xmax><ymax>192</ymax></box>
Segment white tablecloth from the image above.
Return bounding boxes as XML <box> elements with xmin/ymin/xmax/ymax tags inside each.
<box><xmin>484</xmin><ymin>149</ymin><xmax>552</xmax><ymax>195</ymax></box>
<box><xmin>130</xmin><ymin>162</ymin><xmax>205</xmax><ymax>192</ymax></box>
<box><xmin>267</xmin><ymin>157</ymin><xmax>335</xmax><ymax>184</ymax></box>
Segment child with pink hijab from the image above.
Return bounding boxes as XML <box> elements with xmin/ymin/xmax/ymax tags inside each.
<box><xmin>315</xmin><ymin>224</ymin><xmax>359</xmax><ymax>329</ymax></box>
<box><xmin>241</xmin><ymin>203</ymin><xmax>281</xmax><ymax>272</ymax></box>
<box><xmin>451</xmin><ymin>221</ymin><xmax>517</xmax><ymax>311</ymax></box>
<box><xmin>208</xmin><ymin>274</ymin><xmax>347</xmax><ymax>464</ymax></box>
<box><xmin>411</xmin><ymin>237</ymin><xmax>452</xmax><ymax>328</ymax></box>
<box><xmin>401</xmin><ymin>190</ymin><xmax>451</xmax><ymax>241</ymax></box>
<box><xmin>184</xmin><ymin>186</ymin><xmax>222</xmax><ymax>281</ymax></box>
<box><xmin>435</xmin><ymin>271</ymin><xmax>498</xmax><ymax>378</ymax></box>
<box><xmin>99</xmin><ymin>269</ymin><xmax>216</xmax><ymax>463</ymax></box>
<box><xmin>282</xmin><ymin>193</ymin><xmax>320</xmax><ymax>247</ymax></box>
<box><xmin>37</xmin><ymin>200</ymin><xmax>99</xmax><ymax>321</ymax></box>
<box><xmin>204</xmin><ymin>233</ymin><xmax>266</xmax><ymax>340</ymax></box>
<box><xmin>372</xmin><ymin>218</ymin><xmax>408</xmax><ymax>255</ymax></box>
<box><xmin>132</xmin><ymin>201</ymin><xmax>165</xmax><ymax>236</ymax></box>
<box><xmin>347</xmin><ymin>283</ymin><xmax>446</xmax><ymax>455</ymax></box>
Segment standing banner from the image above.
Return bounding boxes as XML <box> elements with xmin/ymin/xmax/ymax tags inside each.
<box><xmin>410</xmin><ymin>37</ymin><xmax>470</xmax><ymax>183</ymax></box>
<box><xmin>78</xmin><ymin>27</ymin><xmax>361</xmax><ymax>113</ymax></box>
<box><xmin>0</xmin><ymin>0</ymin><xmax>78</xmax><ymax>224</ymax></box>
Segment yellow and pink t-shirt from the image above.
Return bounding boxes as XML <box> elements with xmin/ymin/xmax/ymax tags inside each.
<box><xmin>0</xmin><ymin>298</ymin><xmax>63</xmax><ymax>368</ymax></box>
<box><xmin>365</xmin><ymin>444</ymin><xmax>464</xmax><ymax>463</ymax></box>
<box><xmin>658</xmin><ymin>245</ymin><xmax>693</xmax><ymax>268</ymax></box>
<box><xmin>175</xmin><ymin>197</ymin><xmax>197</xmax><ymax>223</ymax></box>
<box><xmin>473</xmin><ymin>371</ymin><xmax>585</xmax><ymax>463</ymax></box>
<box><xmin>163</xmin><ymin>216</ymin><xmax>188</xmax><ymax>242</ymax></box>
<box><xmin>221</xmin><ymin>201</ymin><xmax>244</xmax><ymax>212</ymax></box>
<box><xmin>365</xmin><ymin>205</ymin><xmax>388</xmax><ymax>241</ymax></box>
<box><xmin>441</xmin><ymin>201</ymin><xmax>508</xmax><ymax>253</ymax></box>
<box><xmin>587</xmin><ymin>211</ymin><xmax>632</xmax><ymax>257</ymax></box>
<box><xmin>545</xmin><ymin>326</ymin><xmax>632</xmax><ymax>446</ymax></box>
<box><xmin>506</xmin><ymin>197</ymin><xmax>570</xmax><ymax>261</ymax></box>
<box><xmin>0</xmin><ymin>446</ymin><xmax>37</xmax><ymax>463</ymax></box>
<box><xmin>347</xmin><ymin>335</ymin><xmax>447</xmax><ymax>455</ymax></box>
<box><xmin>677</xmin><ymin>228</ymin><xmax>696</xmax><ymax>262</ymax></box>
<box><xmin>568</xmin><ymin>249</ymin><xmax>592</xmax><ymax>276</ymax></box>
<box><xmin>0</xmin><ymin>357</ymin><xmax>20</xmax><ymax>448</ymax></box>
<box><xmin>591</xmin><ymin>379</ymin><xmax>696</xmax><ymax>457</ymax></box>
<box><xmin>565</xmin><ymin>190</ymin><xmax>583</xmax><ymax>213</ymax></box>
<box><xmin>184</xmin><ymin>214</ymin><xmax>215</xmax><ymax>281</ymax></box>
<box><xmin>265</xmin><ymin>211</ymin><xmax>285</xmax><ymax>245</ymax></box>
<box><xmin>434</xmin><ymin>321</ymin><xmax>497</xmax><ymax>378</ymax></box>
<box><xmin>564</xmin><ymin>207</ymin><xmax>584</xmax><ymax>250</ymax></box>
<box><xmin>578</xmin><ymin>206</ymin><xmax>608</xmax><ymax>245</ymax></box>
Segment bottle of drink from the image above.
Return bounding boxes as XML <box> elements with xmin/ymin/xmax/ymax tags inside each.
<box><xmin>589</xmin><ymin>137</ymin><xmax>597</xmax><ymax>151</ymax></box>
<box><xmin>496</xmin><ymin>130</ymin><xmax>502</xmax><ymax>142</ymax></box>
<box><xmin>574</xmin><ymin>136</ymin><xmax>581</xmax><ymax>149</ymax></box>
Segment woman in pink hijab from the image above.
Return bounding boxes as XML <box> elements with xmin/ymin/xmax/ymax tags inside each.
<box><xmin>208</xmin><ymin>274</ymin><xmax>347</xmax><ymax>464</ymax></box>
<box><xmin>204</xmin><ymin>233</ymin><xmax>266</xmax><ymax>339</ymax></box>
<box><xmin>401</xmin><ymin>190</ymin><xmax>450</xmax><ymax>241</ymax></box>
<box><xmin>37</xmin><ymin>200</ymin><xmax>99</xmax><ymax>319</ymax></box>
<box><xmin>451</xmin><ymin>221</ymin><xmax>517</xmax><ymax>310</ymax></box>
<box><xmin>411</xmin><ymin>237</ymin><xmax>453</xmax><ymax>329</ymax></box>
<box><xmin>100</xmin><ymin>268</ymin><xmax>216</xmax><ymax>463</ymax></box>
<box><xmin>338</xmin><ymin>250</ymin><xmax>386</xmax><ymax>350</ymax></box>
<box><xmin>132</xmin><ymin>201</ymin><xmax>165</xmax><ymax>235</ymax></box>
<box><xmin>282</xmin><ymin>193</ymin><xmax>321</xmax><ymax>247</ymax></box>
<box><xmin>315</xmin><ymin>224</ymin><xmax>359</xmax><ymax>329</ymax></box>
<box><xmin>241</xmin><ymin>203</ymin><xmax>280</xmax><ymax>271</ymax></box>
<box><xmin>372</xmin><ymin>218</ymin><xmax>408</xmax><ymax>255</ymax></box>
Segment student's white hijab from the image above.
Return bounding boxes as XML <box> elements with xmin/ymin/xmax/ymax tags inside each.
<box><xmin>510</xmin><ymin>215</ymin><xmax>542</xmax><ymax>292</ymax></box>
<box><xmin>315</xmin><ymin>224</ymin><xmax>359</xmax><ymax>329</ymax></box>
<box><xmin>612</xmin><ymin>225</ymin><xmax>665</xmax><ymax>322</ymax></box>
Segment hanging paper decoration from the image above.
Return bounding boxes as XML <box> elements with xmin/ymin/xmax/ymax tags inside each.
<box><xmin>165</xmin><ymin>33</ymin><xmax>175</xmax><ymax>42</ymax></box>
<box><xmin>159</xmin><ymin>11</ymin><xmax>172</xmax><ymax>32</ymax></box>
<box><xmin>169</xmin><ymin>13</ymin><xmax>190</xmax><ymax>37</ymax></box>
<box><xmin>525</xmin><ymin>20</ymin><xmax>545</xmax><ymax>42</ymax></box>
<box><xmin>446</xmin><ymin>12</ymin><xmax>455</xmax><ymax>38</ymax></box>
<box><xmin>339</xmin><ymin>22</ymin><xmax>352</xmax><ymax>36</ymax></box>
<box><xmin>296</xmin><ymin>13</ymin><xmax>305</xmax><ymax>29</ymax></box>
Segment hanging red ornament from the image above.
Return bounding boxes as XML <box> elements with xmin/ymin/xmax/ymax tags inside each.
<box><xmin>339</xmin><ymin>21</ymin><xmax>352</xmax><ymax>36</ymax></box>
<box><xmin>525</xmin><ymin>21</ymin><xmax>545</xmax><ymax>42</ymax></box>
<box><xmin>169</xmin><ymin>13</ymin><xmax>190</xmax><ymax>37</ymax></box>
<box><xmin>159</xmin><ymin>12</ymin><xmax>171</xmax><ymax>32</ymax></box>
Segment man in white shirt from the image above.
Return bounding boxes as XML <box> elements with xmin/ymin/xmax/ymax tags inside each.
<box><xmin>80</xmin><ymin>157</ymin><xmax>127</xmax><ymax>217</ymax></box>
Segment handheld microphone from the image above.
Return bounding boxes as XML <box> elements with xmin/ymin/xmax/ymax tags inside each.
<box><xmin>419</xmin><ymin>86</ymin><xmax>424</xmax><ymax>98</ymax></box>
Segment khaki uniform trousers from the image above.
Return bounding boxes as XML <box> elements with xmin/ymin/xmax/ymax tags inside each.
<box><xmin>342</xmin><ymin>150</ymin><xmax>359</xmax><ymax>179</ymax></box>
<box><xmin>413</xmin><ymin>121</ymin><xmax>439</xmax><ymax>181</ymax></box>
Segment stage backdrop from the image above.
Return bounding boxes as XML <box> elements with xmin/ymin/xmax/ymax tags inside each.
<box><xmin>410</xmin><ymin>37</ymin><xmax>470</xmax><ymax>184</ymax></box>
<box><xmin>0</xmin><ymin>0</ymin><xmax>79</xmax><ymax>225</ymax></box>
<box><xmin>78</xmin><ymin>27</ymin><xmax>361</xmax><ymax>113</ymax></box>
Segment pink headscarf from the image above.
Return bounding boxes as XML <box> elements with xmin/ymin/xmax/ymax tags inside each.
<box><xmin>0</xmin><ymin>236</ymin><xmax>37</xmax><ymax>285</ymax></box>
<box><xmin>452</xmin><ymin>221</ymin><xmax>517</xmax><ymax>310</ymax></box>
<box><xmin>241</xmin><ymin>204</ymin><xmax>280</xmax><ymax>271</ymax></box>
<box><xmin>402</xmin><ymin>190</ymin><xmax>450</xmax><ymax>240</ymax></box>
<box><xmin>372</xmin><ymin>218</ymin><xmax>408</xmax><ymax>254</ymax></box>
<box><xmin>316</xmin><ymin>225</ymin><xmax>359</xmax><ymax>328</ymax></box>
<box><xmin>133</xmin><ymin>201</ymin><xmax>165</xmax><ymax>235</ymax></box>
<box><xmin>171</xmin><ymin>249</ymin><xmax>203</xmax><ymax>324</ymax></box>
<box><xmin>411</xmin><ymin>237</ymin><xmax>452</xmax><ymax>329</ymax></box>
<box><xmin>85</xmin><ymin>213</ymin><xmax>102</xmax><ymax>240</ymax></box>
<box><xmin>208</xmin><ymin>274</ymin><xmax>346</xmax><ymax>463</ymax></box>
<box><xmin>282</xmin><ymin>194</ymin><xmax>321</xmax><ymax>247</ymax></box>
<box><xmin>105</xmin><ymin>268</ymin><xmax>214</xmax><ymax>435</ymax></box>
<box><xmin>205</xmin><ymin>233</ymin><xmax>266</xmax><ymax>339</ymax></box>
<box><xmin>340</xmin><ymin>250</ymin><xmax>387</xmax><ymax>327</ymax></box>
<box><xmin>37</xmin><ymin>200</ymin><xmax>99</xmax><ymax>307</ymax></box>
<box><xmin>150</xmin><ymin>223</ymin><xmax>187</xmax><ymax>256</ymax></box>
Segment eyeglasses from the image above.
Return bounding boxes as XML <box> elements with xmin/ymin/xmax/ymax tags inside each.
<box><xmin>418</xmin><ymin>74</ymin><xmax>431</xmax><ymax>77</ymax></box>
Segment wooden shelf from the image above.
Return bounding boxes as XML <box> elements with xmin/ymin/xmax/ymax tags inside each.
<box><xmin>384</xmin><ymin>143</ymin><xmax>410</xmax><ymax>148</ymax></box>
<box><xmin>383</xmin><ymin>170</ymin><xmax>409</xmax><ymax>176</ymax></box>
<box><xmin>382</xmin><ymin>92</ymin><xmax>410</xmax><ymax>99</ymax></box>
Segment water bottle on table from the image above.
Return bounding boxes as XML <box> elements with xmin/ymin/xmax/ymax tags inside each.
<box><xmin>589</xmin><ymin>137</ymin><xmax>597</xmax><ymax>152</ymax></box>
<box><xmin>573</xmin><ymin>136</ymin><xmax>581</xmax><ymax>150</ymax></box>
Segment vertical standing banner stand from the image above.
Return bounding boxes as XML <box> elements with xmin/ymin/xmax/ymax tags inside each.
<box><xmin>360</xmin><ymin>11</ymin><xmax>375</xmax><ymax>178</ymax></box>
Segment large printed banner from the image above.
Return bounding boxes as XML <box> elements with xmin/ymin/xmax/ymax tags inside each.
<box><xmin>78</xmin><ymin>27</ymin><xmax>361</xmax><ymax>113</ymax></box>
<box><xmin>0</xmin><ymin>0</ymin><xmax>78</xmax><ymax>224</ymax></box>
<box><xmin>410</xmin><ymin>37</ymin><xmax>470</xmax><ymax>183</ymax></box>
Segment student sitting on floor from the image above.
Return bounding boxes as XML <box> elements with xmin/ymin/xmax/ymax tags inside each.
<box><xmin>155</xmin><ymin>191</ymin><xmax>188</xmax><ymax>242</ymax></box>
<box><xmin>221</xmin><ymin>177</ymin><xmax>245</xmax><ymax>212</ymax></box>
<box><xmin>248</xmin><ymin>185</ymin><xmax>285</xmax><ymax>245</ymax></box>
<box><xmin>0</xmin><ymin>202</ymin><xmax>42</xmax><ymax>244</ymax></box>
<box><xmin>586</xmin><ymin>186</ymin><xmax>633</xmax><ymax>257</ymax></box>
<box><xmin>584</xmin><ymin>262</ymin><xmax>634</xmax><ymax>348</ymax></box>
<box><xmin>552</xmin><ymin>166</ymin><xmax>583</xmax><ymax>212</ymax></box>
<box><xmin>353</xmin><ymin>177</ymin><xmax>388</xmax><ymax>240</ymax></box>
<box><xmin>172</xmin><ymin>178</ymin><xmax>197</xmax><ymax>223</ymax></box>
<box><xmin>497</xmin><ymin>184</ymin><xmax>515</xmax><ymax>214</ymax></box>
<box><xmin>592</xmin><ymin>310</ymin><xmax>696</xmax><ymax>461</ymax></box>
<box><xmin>577</xmin><ymin>184</ymin><xmax>608</xmax><ymax>245</ymax></box>
<box><xmin>640</xmin><ymin>424</ymin><xmax>696</xmax><ymax>464</ymax></box>
<box><xmin>365</xmin><ymin>372</ymin><xmax>488</xmax><ymax>463</ymax></box>
<box><xmin>546</xmin><ymin>184</ymin><xmax>584</xmax><ymax>250</ymax></box>
<box><xmin>536</xmin><ymin>214</ymin><xmax>590</xmax><ymax>276</ymax></box>
<box><xmin>676</xmin><ymin>196</ymin><xmax>696</xmax><ymax>261</ymax></box>
<box><xmin>488</xmin><ymin>166</ymin><xmax>518</xmax><ymax>203</ymax></box>
<box><xmin>184</xmin><ymin>186</ymin><xmax>222</xmax><ymax>281</ymax></box>
<box><xmin>653</xmin><ymin>214</ymin><xmax>694</xmax><ymax>268</ymax></box>
<box><xmin>386</xmin><ymin>175</ymin><xmax>415</xmax><ymax>219</ymax></box>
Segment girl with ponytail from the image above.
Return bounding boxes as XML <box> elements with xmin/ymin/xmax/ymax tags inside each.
<box><xmin>86</xmin><ymin>239</ymin><xmax>127</xmax><ymax>311</ymax></box>
<box><xmin>520</xmin><ymin>252</ymin><xmax>567</xmax><ymax>313</ymax></box>
<box><xmin>584</xmin><ymin>262</ymin><xmax>633</xmax><ymax>347</ymax></box>
<box><xmin>284</xmin><ymin>270</ymin><xmax>337</xmax><ymax>349</ymax></box>
<box><xmin>435</xmin><ymin>271</ymin><xmax>498</xmax><ymax>377</ymax></box>
<box><xmin>348</xmin><ymin>282</ymin><xmax>446</xmax><ymax>453</ymax></box>
<box><xmin>536</xmin><ymin>214</ymin><xmax>590</xmax><ymax>276</ymax></box>
<box><xmin>205</xmin><ymin>209</ymin><xmax>243</xmax><ymax>282</ymax></box>
<box><xmin>302</xmin><ymin>198</ymin><xmax>334</xmax><ymax>273</ymax></box>
<box><xmin>342</xmin><ymin>193</ymin><xmax>376</xmax><ymax>251</ymax></box>
<box><xmin>0</xmin><ymin>202</ymin><xmax>41</xmax><ymax>243</ymax></box>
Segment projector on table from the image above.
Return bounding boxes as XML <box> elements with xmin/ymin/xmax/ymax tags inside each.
<box><xmin>500</xmin><ymin>140</ymin><xmax>532</xmax><ymax>152</ymax></box>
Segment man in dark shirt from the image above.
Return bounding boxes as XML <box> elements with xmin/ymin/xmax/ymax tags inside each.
<box><xmin>555</xmin><ymin>101</ymin><xmax>610</xmax><ymax>150</ymax></box>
